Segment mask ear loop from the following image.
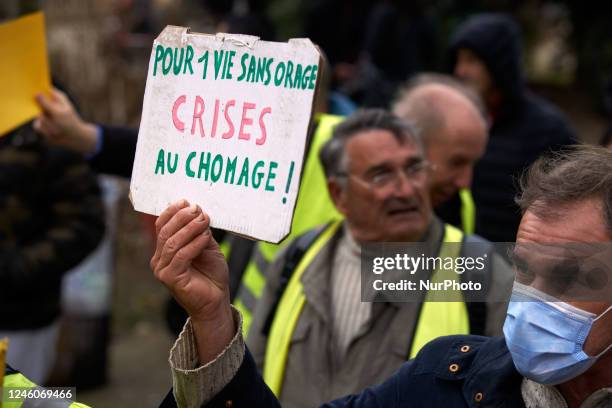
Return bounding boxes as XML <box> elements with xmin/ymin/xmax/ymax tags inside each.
<box><xmin>591</xmin><ymin>305</ymin><xmax>612</xmax><ymax>358</ymax></box>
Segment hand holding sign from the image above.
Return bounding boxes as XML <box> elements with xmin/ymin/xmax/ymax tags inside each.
<box><xmin>130</xmin><ymin>27</ymin><xmax>320</xmax><ymax>243</ymax></box>
<box><xmin>151</xmin><ymin>200</ymin><xmax>234</xmax><ymax>364</ymax></box>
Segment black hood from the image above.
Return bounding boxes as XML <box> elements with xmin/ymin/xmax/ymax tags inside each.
<box><xmin>448</xmin><ymin>13</ymin><xmax>525</xmax><ymax>108</ymax></box>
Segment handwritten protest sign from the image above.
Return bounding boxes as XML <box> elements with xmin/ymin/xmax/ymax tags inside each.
<box><xmin>130</xmin><ymin>26</ymin><xmax>320</xmax><ymax>243</ymax></box>
<box><xmin>0</xmin><ymin>12</ymin><xmax>50</xmax><ymax>136</ymax></box>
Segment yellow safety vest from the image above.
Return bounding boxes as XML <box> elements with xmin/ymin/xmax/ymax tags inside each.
<box><xmin>2</xmin><ymin>368</ymin><xmax>90</xmax><ymax>408</ymax></box>
<box><xmin>234</xmin><ymin>114</ymin><xmax>344</xmax><ymax>336</ymax></box>
<box><xmin>263</xmin><ymin>222</ymin><xmax>469</xmax><ymax>397</ymax></box>
<box><xmin>459</xmin><ymin>188</ymin><xmax>476</xmax><ymax>235</ymax></box>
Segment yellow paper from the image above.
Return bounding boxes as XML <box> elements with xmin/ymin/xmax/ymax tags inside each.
<box><xmin>0</xmin><ymin>12</ymin><xmax>51</xmax><ymax>137</ymax></box>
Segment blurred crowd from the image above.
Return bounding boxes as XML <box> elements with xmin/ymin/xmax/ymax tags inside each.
<box><xmin>0</xmin><ymin>1</ymin><xmax>611</xmax><ymax>407</ymax></box>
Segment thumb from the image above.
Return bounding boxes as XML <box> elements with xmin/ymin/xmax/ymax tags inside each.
<box><xmin>36</xmin><ymin>90</ymin><xmax>60</xmax><ymax>116</ymax></box>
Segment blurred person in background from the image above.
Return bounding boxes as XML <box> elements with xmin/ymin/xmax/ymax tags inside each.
<box><xmin>0</xmin><ymin>122</ymin><xmax>105</xmax><ymax>384</ymax></box>
<box><xmin>392</xmin><ymin>73</ymin><xmax>487</xmax><ymax>234</ymax></box>
<box><xmin>448</xmin><ymin>13</ymin><xmax>576</xmax><ymax>243</ymax></box>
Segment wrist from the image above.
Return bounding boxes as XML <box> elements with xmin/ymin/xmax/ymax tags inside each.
<box><xmin>191</xmin><ymin>304</ymin><xmax>237</xmax><ymax>364</ymax></box>
<box><xmin>74</xmin><ymin>122</ymin><xmax>99</xmax><ymax>155</ymax></box>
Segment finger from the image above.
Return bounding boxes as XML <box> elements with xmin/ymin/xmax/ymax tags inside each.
<box><xmin>156</xmin><ymin>211</ymin><xmax>210</xmax><ymax>272</ymax></box>
<box><xmin>155</xmin><ymin>200</ymin><xmax>190</xmax><ymax>236</ymax></box>
<box><xmin>51</xmin><ymin>88</ymin><xmax>70</xmax><ymax>104</ymax></box>
<box><xmin>156</xmin><ymin>232</ymin><xmax>211</xmax><ymax>286</ymax></box>
<box><xmin>153</xmin><ymin>202</ymin><xmax>202</xmax><ymax>267</ymax></box>
<box><xmin>152</xmin><ymin>200</ymin><xmax>191</xmax><ymax>267</ymax></box>
<box><xmin>35</xmin><ymin>91</ymin><xmax>60</xmax><ymax>116</ymax></box>
<box><xmin>34</xmin><ymin>117</ymin><xmax>60</xmax><ymax>139</ymax></box>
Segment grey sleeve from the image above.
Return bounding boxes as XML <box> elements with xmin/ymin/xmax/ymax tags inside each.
<box><xmin>169</xmin><ymin>306</ymin><xmax>245</xmax><ymax>408</ymax></box>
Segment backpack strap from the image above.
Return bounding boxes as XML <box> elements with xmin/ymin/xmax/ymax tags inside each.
<box><xmin>261</xmin><ymin>224</ymin><xmax>330</xmax><ymax>336</ymax></box>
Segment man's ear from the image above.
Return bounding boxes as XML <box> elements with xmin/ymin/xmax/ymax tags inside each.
<box><xmin>328</xmin><ymin>178</ymin><xmax>348</xmax><ymax>216</ymax></box>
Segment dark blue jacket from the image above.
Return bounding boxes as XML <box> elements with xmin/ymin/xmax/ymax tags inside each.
<box><xmin>448</xmin><ymin>14</ymin><xmax>576</xmax><ymax>243</ymax></box>
<box><xmin>161</xmin><ymin>335</ymin><xmax>526</xmax><ymax>407</ymax></box>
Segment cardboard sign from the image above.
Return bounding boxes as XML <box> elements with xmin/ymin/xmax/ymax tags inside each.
<box><xmin>0</xmin><ymin>12</ymin><xmax>51</xmax><ymax>136</ymax></box>
<box><xmin>130</xmin><ymin>27</ymin><xmax>320</xmax><ymax>243</ymax></box>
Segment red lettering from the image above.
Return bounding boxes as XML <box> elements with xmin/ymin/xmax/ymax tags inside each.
<box><xmin>256</xmin><ymin>107</ymin><xmax>272</xmax><ymax>145</ymax></box>
<box><xmin>191</xmin><ymin>96</ymin><xmax>205</xmax><ymax>136</ymax></box>
<box><xmin>211</xmin><ymin>99</ymin><xmax>220</xmax><ymax>138</ymax></box>
<box><xmin>172</xmin><ymin>95</ymin><xmax>186</xmax><ymax>132</ymax></box>
<box><xmin>239</xmin><ymin>102</ymin><xmax>256</xmax><ymax>141</ymax></box>
<box><xmin>222</xmin><ymin>100</ymin><xmax>236</xmax><ymax>139</ymax></box>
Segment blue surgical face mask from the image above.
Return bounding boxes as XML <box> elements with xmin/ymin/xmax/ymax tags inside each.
<box><xmin>503</xmin><ymin>282</ymin><xmax>612</xmax><ymax>385</ymax></box>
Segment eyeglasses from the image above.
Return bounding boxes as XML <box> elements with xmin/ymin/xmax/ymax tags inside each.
<box><xmin>337</xmin><ymin>159</ymin><xmax>431</xmax><ymax>191</ymax></box>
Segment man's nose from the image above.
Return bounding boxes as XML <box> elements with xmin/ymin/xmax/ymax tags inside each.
<box><xmin>393</xmin><ymin>171</ymin><xmax>418</xmax><ymax>198</ymax></box>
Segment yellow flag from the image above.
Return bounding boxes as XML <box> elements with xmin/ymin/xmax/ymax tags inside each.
<box><xmin>0</xmin><ymin>12</ymin><xmax>51</xmax><ymax>137</ymax></box>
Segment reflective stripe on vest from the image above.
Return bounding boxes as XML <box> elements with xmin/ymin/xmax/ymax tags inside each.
<box><xmin>3</xmin><ymin>372</ymin><xmax>89</xmax><ymax>408</ymax></box>
<box><xmin>234</xmin><ymin>114</ymin><xmax>345</xmax><ymax>337</ymax></box>
<box><xmin>459</xmin><ymin>188</ymin><xmax>476</xmax><ymax>235</ymax></box>
<box><xmin>408</xmin><ymin>224</ymin><xmax>469</xmax><ymax>358</ymax></box>
<box><xmin>263</xmin><ymin>223</ymin><xmax>470</xmax><ymax>397</ymax></box>
<box><xmin>262</xmin><ymin>221</ymin><xmax>342</xmax><ymax>397</ymax></box>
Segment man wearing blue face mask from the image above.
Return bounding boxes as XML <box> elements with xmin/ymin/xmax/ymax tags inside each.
<box><xmin>154</xmin><ymin>145</ymin><xmax>611</xmax><ymax>407</ymax></box>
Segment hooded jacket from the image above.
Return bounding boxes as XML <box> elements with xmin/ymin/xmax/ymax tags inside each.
<box><xmin>448</xmin><ymin>14</ymin><xmax>576</xmax><ymax>243</ymax></box>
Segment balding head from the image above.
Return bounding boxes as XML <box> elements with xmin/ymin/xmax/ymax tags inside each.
<box><xmin>392</xmin><ymin>74</ymin><xmax>489</xmax><ymax>207</ymax></box>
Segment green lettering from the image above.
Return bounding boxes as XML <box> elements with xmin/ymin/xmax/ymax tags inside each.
<box><xmin>284</xmin><ymin>61</ymin><xmax>294</xmax><ymax>88</ymax></box>
<box><xmin>237</xmin><ymin>53</ymin><xmax>249</xmax><ymax>81</ymax></box>
<box><xmin>197</xmin><ymin>152</ymin><xmax>211</xmax><ymax>180</ymax></box>
<box><xmin>153</xmin><ymin>45</ymin><xmax>164</xmax><ymax>76</ymax></box>
<box><xmin>252</xmin><ymin>160</ymin><xmax>265</xmax><ymax>188</ymax></box>
<box><xmin>173</xmin><ymin>47</ymin><xmax>185</xmax><ymax>75</ymax></box>
<box><xmin>211</xmin><ymin>154</ymin><xmax>223</xmax><ymax>182</ymax></box>
<box><xmin>266</xmin><ymin>162</ymin><xmax>278</xmax><ymax>191</ymax></box>
<box><xmin>213</xmin><ymin>50</ymin><xmax>224</xmax><ymax>80</ymax></box>
<box><xmin>226</xmin><ymin>50</ymin><xmax>235</xmax><ymax>79</ymax></box>
<box><xmin>184</xmin><ymin>45</ymin><xmax>194</xmax><ymax>74</ymax></box>
<box><xmin>302</xmin><ymin>66</ymin><xmax>311</xmax><ymax>89</ymax></box>
<box><xmin>155</xmin><ymin>148</ymin><xmax>165</xmax><ymax>174</ymax></box>
<box><xmin>224</xmin><ymin>156</ymin><xmax>237</xmax><ymax>184</ymax></box>
<box><xmin>264</xmin><ymin>58</ymin><xmax>274</xmax><ymax>85</ymax></box>
<box><xmin>246</xmin><ymin>56</ymin><xmax>256</xmax><ymax>82</ymax></box>
<box><xmin>308</xmin><ymin>65</ymin><xmax>318</xmax><ymax>89</ymax></box>
<box><xmin>256</xmin><ymin>57</ymin><xmax>266</xmax><ymax>83</ymax></box>
<box><xmin>274</xmin><ymin>62</ymin><xmax>285</xmax><ymax>86</ymax></box>
<box><xmin>293</xmin><ymin>64</ymin><xmax>303</xmax><ymax>89</ymax></box>
<box><xmin>167</xmin><ymin>152</ymin><xmax>178</xmax><ymax>173</ymax></box>
<box><xmin>198</xmin><ymin>51</ymin><xmax>209</xmax><ymax>79</ymax></box>
<box><xmin>185</xmin><ymin>151</ymin><xmax>196</xmax><ymax>177</ymax></box>
<box><xmin>162</xmin><ymin>47</ymin><xmax>173</xmax><ymax>75</ymax></box>
<box><xmin>237</xmin><ymin>157</ymin><xmax>250</xmax><ymax>187</ymax></box>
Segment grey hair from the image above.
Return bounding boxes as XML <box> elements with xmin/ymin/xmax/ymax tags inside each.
<box><xmin>391</xmin><ymin>73</ymin><xmax>486</xmax><ymax>147</ymax></box>
<box><xmin>319</xmin><ymin>109</ymin><xmax>421</xmax><ymax>181</ymax></box>
<box><xmin>516</xmin><ymin>145</ymin><xmax>612</xmax><ymax>235</ymax></box>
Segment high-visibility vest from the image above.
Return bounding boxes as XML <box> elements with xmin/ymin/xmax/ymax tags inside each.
<box><xmin>234</xmin><ymin>114</ymin><xmax>344</xmax><ymax>336</ymax></box>
<box><xmin>2</xmin><ymin>366</ymin><xmax>90</xmax><ymax>408</ymax></box>
<box><xmin>263</xmin><ymin>222</ymin><xmax>470</xmax><ymax>397</ymax></box>
<box><xmin>459</xmin><ymin>188</ymin><xmax>476</xmax><ymax>235</ymax></box>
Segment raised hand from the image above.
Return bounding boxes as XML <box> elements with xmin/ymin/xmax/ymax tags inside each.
<box><xmin>152</xmin><ymin>200</ymin><xmax>235</xmax><ymax>363</ymax></box>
